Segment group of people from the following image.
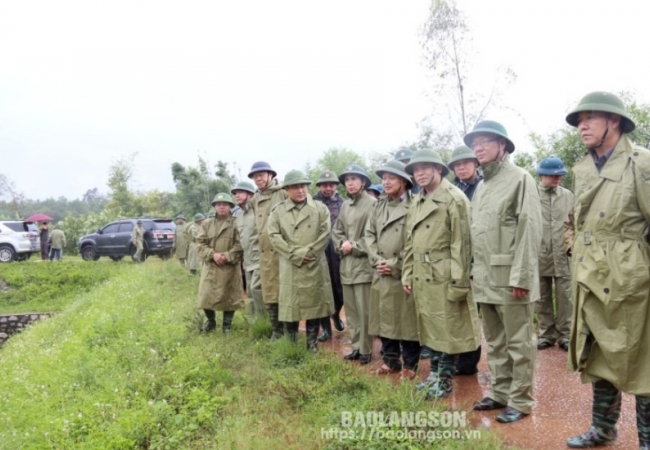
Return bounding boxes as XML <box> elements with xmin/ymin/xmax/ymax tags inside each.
<box><xmin>180</xmin><ymin>91</ymin><xmax>650</xmax><ymax>449</ymax></box>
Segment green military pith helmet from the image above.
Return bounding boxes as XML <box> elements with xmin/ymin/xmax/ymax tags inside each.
<box><xmin>565</xmin><ymin>91</ymin><xmax>636</xmax><ymax>133</ymax></box>
<box><xmin>211</xmin><ymin>193</ymin><xmax>236</xmax><ymax>207</ymax></box>
<box><xmin>282</xmin><ymin>169</ymin><xmax>312</xmax><ymax>188</ymax></box>
<box><xmin>316</xmin><ymin>170</ymin><xmax>340</xmax><ymax>185</ymax></box>
<box><xmin>338</xmin><ymin>164</ymin><xmax>372</xmax><ymax>188</ymax></box>
<box><xmin>375</xmin><ymin>159</ymin><xmax>413</xmax><ymax>188</ymax></box>
<box><xmin>193</xmin><ymin>213</ymin><xmax>205</xmax><ymax>222</ymax></box>
<box><xmin>176</xmin><ymin>214</ymin><xmax>186</xmax><ymax>220</ymax></box>
<box><xmin>394</xmin><ymin>147</ymin><xmax>413</xmax><ymax>162</ymax></box>
<box><xmin>463</xmin><ymin>120</ymin><xmax>515</xmax><ymax>154</ymax></box>
<box><xmin>207</xmin><ymin>210</ymin><xmax>215</xmax><ymax>218</ymax></box>
<box><xmin>230</xmin><ymin>181</ymin><xmax>256</xmax><ymax>195</ymax></box>
<box><xmin>447</xmin><ymin>145</ymin><xmax>478</xmax><ymax>170</ymax></box>
<box><xmin>404</xmin><ymin>149</ymin><xmax>450</xmax><ymax>177</ymax></box>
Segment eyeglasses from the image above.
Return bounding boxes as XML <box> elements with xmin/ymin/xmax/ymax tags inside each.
<box><xmin>470</xmin><ymin>138</ymin><xmax>497</xmax><ymax>150</ymax></box>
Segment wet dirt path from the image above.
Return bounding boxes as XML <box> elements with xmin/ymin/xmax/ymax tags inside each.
<box><xmin>319</xmin><ymin>318</ymin><xmax>638</xmax><ymax>450</ymax></box>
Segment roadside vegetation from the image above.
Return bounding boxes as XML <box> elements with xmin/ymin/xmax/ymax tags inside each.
<box><xmin>0</xmin><ymin>260</ymin><xmax>509</xmax><ymax>449</ymax></box>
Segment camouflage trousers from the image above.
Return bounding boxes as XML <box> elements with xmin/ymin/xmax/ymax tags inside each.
<box><xmin>591</xmin><ymin>380</ymin><xmax>650</xmax><ymax>445</ymax></box>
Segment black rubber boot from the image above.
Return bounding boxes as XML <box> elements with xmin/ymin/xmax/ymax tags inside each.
<box><xmin>318</xmin><ymin>316</ymin><xmax>332</xmax><ymax>342</ymax></box>
<box><xmin>306</xmin><ymin>319</ymin><xmax>319</xmax><ymax>351</ymax></box>
<box><xmin>267</xmin><ymin>304</ymin><xmax>284</xmax><ymax>340</ymax></box>
<box><xmin>222</xmin><ymin>311</ymin><xmax>234</xmax><ymax>334</ymax></box>
<box><xmin>567</xmin><ymin>380</ymin><xmax>621</xmax><ymax>448</ymax></box>
<box><xmin>286</xmin><ymin>321</ymin><xmax>299</xmax><ymax>344</ymax></box>
<box><xmin>637</xmin><ymin>395</ymin><xmax>650</xmax><ymax>450</ymax></box>
<box><xmin>202</xmin><ymin>309</ymin><xmax>216</xmax><ymax>333</ymax></box>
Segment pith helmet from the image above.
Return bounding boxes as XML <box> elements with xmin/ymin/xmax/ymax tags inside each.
<box><xmin>207</xmin><ymin>210</ymin><xmax>216</xmax><ymax>218</ymax></box>
<box><xmin>404</xmin><ymin>149</ymin><xmax>450</xmax><ymax>177</ymax></box>
<box><xmin>537</xmin><ymin>156</ymin><xmax>568</xmax><ymax>176</ymax></box>
<box><xmin>211</xmin><ymin>192</ymin><xmax>236</xmax><ymax>207</ymax></box>
<box><xmin>367</xmin><ymin>184</ymin><xmax>384</xmax><ymax>195</ymax></box>
<box><xmin>447</xmin><ymin>145</ymin><xmax>478</xmax><ymax>169</ymax></box>
<box><xmin>193</xmin><ymin>213</ymin><xmax>205</xmax><ymax>222</ymax></box>
<box><xmin>247</xmin><ymin>161</ymin><xmax>277</xmax><ymax>179</ymax></box>
<box><xmin>565</xmin><ymin>91</ymin><xmax>635</xmax><ymax>133</ymax></box>
<box><xmin>316</xmin><ymin>170</ymin><xmax>340</xmax><ymax>186</ymax></box>
<box><xmin>376</xmin><ymin>159</ymin><xmax>413</xmax><ymax>188</ymax></box>
<box><xmin>463</xmin><ymin>120</ymin><xmax>515</xmax><ymax>154</ymax></box>
<box><xmin>136</xmin><ymin>219</ymin><xmax>143</xmax><ymax>224</ymax></box>
<box><xmin>175</xmin><ymin>214</ymin><xmax>186</xmax><ymax>220</ymax></box>
<box><xmin>394</xmin><ymin>147</ymin><xmax>413</xmax><ymax>162</ymax></box>
<box><xmin>231</xmin><ymin>181</ymin><xmax>256</xmax><ymax>195</ymax></box>
<box><xmin>282</xmin><ymin>170</ymin><xmax>312</xmax><ymax>188</ymax></box>
<box><xmin>339</xmin><ymin>164</ymin><xmax>372</xmax><ymax>188</ymax></box>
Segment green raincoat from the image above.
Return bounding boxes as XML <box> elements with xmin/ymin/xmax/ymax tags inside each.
<box><xmin>568</xmin><ymin>136</ymin><xmax>650</xmax><ymax>395</ymax></box>
<box><xmin>538</xmin><ymin>185</ymin><xmax>574</xmax><ymax>277</ymax></box>
<box><xmin>184</xmin><ymin>222</ymin><xmax>203</xmax><ymax>271</ymax></box>
<box><xmin>173</xmin><ymin>222</ymin><xmax>189</xmax><ymax>260</ymax></box>
<box><xmin>252</xmin><ymin>179</ymin><xmax>288</xmax><ymax>304</ymax></box>
<box><xmin>402</xmin><ymin>178</ymin><xmax>480</xmax><ymax>353</ymax></box>
<box><xmin>365</xmin><ymin>193</ymin><xmax>418</xmax><ymax>341</ymax></box>
<box><xmin>49</xmin><ymin>229</ymin><xmax>66</xmax><ymax>250</ymax></box>
<box><xmin>268</xmin><ymin>196</ymin><xmax>334</xmax><ymax>321</ymax></box>
<box><xmin>195</xmin><ymin>215</ymin><xmax>244</xmax><ymax>311</ymax></box>
<box><xmin>235</xmin><ymin>201</ymin><xmax>259</xmax><ymax>271</ymax></box>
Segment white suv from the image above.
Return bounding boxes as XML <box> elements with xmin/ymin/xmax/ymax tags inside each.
<box><xmin>0</xmin><ymin>221</ymin><xmax>41</xmax><ymax>262</ymax></box>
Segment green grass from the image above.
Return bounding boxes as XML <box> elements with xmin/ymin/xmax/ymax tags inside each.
<box><xmin>0</xmin><ymin>260</ymin><xmax>509</xmax><ymax>449</ymax></box>
<box><xmin>0</xmin><ymin>258</ymin><xmax>127</xmax><ymax>314</ymax></box>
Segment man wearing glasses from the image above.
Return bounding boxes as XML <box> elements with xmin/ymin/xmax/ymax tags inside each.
<box><xmin>465</xmin><ymin>121</ymin><xmax>542</xmax><ymax>423</ymax></box>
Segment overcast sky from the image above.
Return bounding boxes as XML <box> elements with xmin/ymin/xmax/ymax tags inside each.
<box><xmin>1</xmin><ymin>0</ymin><xmax>649</xmax><ymax>200</ymax></box>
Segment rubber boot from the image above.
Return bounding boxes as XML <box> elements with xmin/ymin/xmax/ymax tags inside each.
<box><xmin>267</xmin><ymin>304</ymin><xmax>284</xmax><ymax>340</ymax></box>
<box><xmin>202</xmin><ymin>309</ymin><xmax>216</xmax><ymax>333</ymax></box>
<box><xmin>286</xmin><ymin>321</ymin><xmax>299</xmax><ymax>345</ymax></box>
<box><xmin>567</xmin><ymin>380</ymin><xmax>621</xmax><ymax>448</ymax></box>
<box><xmin>318</xmin><ymin>316</ymin><xmax>332</xmax><ymax>342</ymax></box>
<box><xmin>306</xmin><ymin>319</ymin><xmax>319</xmax><ymax>351</ymax></box>
<box><xmin>426</xmin><ymin>353</ymin><xmax>454</xmax><ymax>399</ymax></box>
<box><xmin>637</xmin><ymin>395</ymin><xmax>650</xmax><ymax>450</ymax></box>
<box><xmin>222</xmin><ymin>311</ymin><xmax>234</xmax><ymax>334</ymax></box>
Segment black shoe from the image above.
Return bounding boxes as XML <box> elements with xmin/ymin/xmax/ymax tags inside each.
<box><xmin>344</xmin><ymin>349</ymin><xmax>361</xmax><ymax>361</ymax></box>
<box><xmin>566</xmin><ymin>427</ymin><xmax>617</xmax><ymax>448</ymax></box>
<box><xmin>332</xmin><ymin>314</ymin><xmax>345</xmax><ymax>332</ymax></box>
<box><xmin>495</xmin><ymin>407</ymin><xmax>528</xmax><ymax>423</ymax></box>
<box><xmin>537</xmin><ymin>340</ymin><xmax>554</xmax><ymax>350</ymax></box>
<box><xmin>201</xmin><ymin>319</ymin><xmax>216</xmax><ymax>333</ymax></box>
<box><xmin>360</xmin><ymin>354</ymin><xmax>371</xmax><ymax>365</ymax></box>
<box><xmin>472</xmin><ymin>397</ymin><xmax>507</xmax><ymax>411</ymax></box>
<box><xmin>317</xmin><ymin>331</ymin><xmax>331</xmax><ymax>342</ymax></box>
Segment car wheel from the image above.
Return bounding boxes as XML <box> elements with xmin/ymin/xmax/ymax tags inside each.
<box><xmin>81</xmin><ymin>246</ymin><xmax>98</xmax><ymax>261</ymax></box>
<box><xmin>0</xmin><ymin>245</ymin><xmax>16</xmax><ymax>263</ymax></box>
<box><xmin>109</xmin><ymin>255</ymin><xmax>124</xmax><ymax>262</ymax></box>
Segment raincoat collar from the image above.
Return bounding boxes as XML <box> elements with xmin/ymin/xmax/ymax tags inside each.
<box><xmin>482</xmin><ymin>153</ymin><xmax>511</xmax><ymax>181</ymax></box>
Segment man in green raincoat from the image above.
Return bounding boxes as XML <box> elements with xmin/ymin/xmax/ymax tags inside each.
<box><xmin>248</xmin><ymin>161</ymin><xmax>289</xmax><ymax>339</ymax></box>
<box><xmin>535</xmin><ymin>156</ymin><xmax>574</xmax><ymax>352</ymax></box>
<box><xmin>132</xmin><ymin>220</ymin><xmax>145</xmax><ymax>263</ymax></box>
<box><xmin>365</xmin><ymin>160</ymin><xmax>420</xmax><ymax>380</ymax></box>
<box><xmin>267</xmin><ymin>170</ymin><xmax>334</xmax><ymax>350</ymax></box>
<box><xmin>196</xmin><ymin>193</ymin><xmax>243</xmax><ymax>334</ymax></box>
<box><xmin>465</xmin><ymin>120</ymin><xmax>542</xmax><ymax>423</ymax></box>
<box><xmin>563</xmin><ymin>92</ymin><xmax>650</xmax><ymax>449</ymax></box>
<box><xmin>402</xmin><ymin>150</ymin><xmax>480</xmax><ymax>398</ymax></box>
<box><xmin>172</xmin><ymin>214</ymin><xmax>188</xmax><ymax>266</ymax></box>
<box><xmin>185</xmin><ymin>213</ymin><xmax>205</xmax><ymax>275</ymax></box>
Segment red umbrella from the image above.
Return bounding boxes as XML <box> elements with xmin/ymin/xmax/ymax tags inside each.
<box><xmin>25</xmin><ymin>213</ymin><xmax>54</xmax><ymax>222</ymax></box>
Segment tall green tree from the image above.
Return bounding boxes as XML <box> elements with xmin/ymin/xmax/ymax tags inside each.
<box><xmin>305</xmin><ymin>147</ymin><xmax>368</xmax><ymax>197</ymax></box>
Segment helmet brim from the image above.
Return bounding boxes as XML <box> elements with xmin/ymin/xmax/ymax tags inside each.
<box><xmin>463</xmin><ymin>129</ymin><xmax>515</xmax><ymax>154</ymax></box>
<box><xmin>566</xmin><ymin>104</ymin><xmax>636</xmax><ymax>133</ymax></box>
<box><xmin>375</xmin><ymin>167</ymin><xmax>413</xmax><ymax>188</ymax></box>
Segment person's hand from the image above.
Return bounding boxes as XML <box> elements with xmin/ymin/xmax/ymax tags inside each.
<box><xmin>302</xmin><ymin>256</ymin><xmax>314</xmax><ymax>265</ymax></box>
<box><xmin>513</xmin><ymin>287</ymin><xmax>529</xmax><ymax>300</ymax></box>
<box><xmin>340</xmin><ymin>241</ymin><xmax>353</xmax><ymax>255</ymax></box>
<box><xmin>403</xmin><ymin>285</ymin><xmax>412</xmax><ymax>295</ymax></box>
<box><xmin>213</xmin><ymin>253</ymin><xmax>227</xmax><ymax>266</ymax></box>
<box><xmin>376</xmin><ymin>260</ymin><xmax>392</xmax><ymax>276</ymax></box>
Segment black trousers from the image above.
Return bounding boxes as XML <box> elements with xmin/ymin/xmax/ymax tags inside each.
<box><xmin>380</xmin><ymin>337</ymin><xmax>420</xmax><ymax>371</ymax></box>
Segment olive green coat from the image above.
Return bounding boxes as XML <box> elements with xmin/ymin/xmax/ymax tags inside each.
<box><xmin>402</xmin><ymin>178</ymin><xmax>480</xmax><ymax>353</ymax></box>
<box><xmin>234</xmin><ymin>201</ymin><xmax>260</xmax><ymax>271</ymax></box>
<box><xmin>331</xmin><ymin>191</ymin><xmax>376</xmax><ymax>284</ymax></box>
<box><xmin>365</xmin><ymin>193</ymin><xmax>418</xmax><ymax>341</ymax></box>
<box><xmin>195</xmin><ymin>216</ymin><xmax>244</xmax><ymax>311</ymax></box>
<box><xmin>268</xmin><ymin>196</ymin><xmax>334</xmax><ymax>321</ymax></box>
<box><xmin>471</xmin><ymin>154</ymin><xmax>543</xmax><ymax>304</ymax></box>
<box><xmin>252</xmin><ymin>179</ymin><xmax>288</xmax><ymax>304</ymax></box>
<box><xmin>538</xmin><ymin>185</ymin><xmax>574</xmax><ymax>277</ymax></box>
<box><xmin>49</xmin><ymin>229</ymin><xmax>66</xmax><ymax>250</ymax></box>
<box><xmin>184</xmin><ymin>222</ymin><xmax>203</xmax><ymax>271</ymax></box>
<box><xmin>173</xmin><ymin>222</ymin><xmax>189</xmax><ymax>259</ymax></box>
<box><xmin>567</xmin><ymin>136</ymin><xmax>650</xmax><ymax>395</ymax></box>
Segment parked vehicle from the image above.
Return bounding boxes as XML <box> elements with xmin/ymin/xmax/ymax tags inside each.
<box><xmin>0</xmin><ymin>221</ymin><xmax>41</xmax><ymax>263</ymax></box>
<box><xmin>78</xmin><ymin>219</ymin><xmax>176</xmax><ymax>262</ymax></box>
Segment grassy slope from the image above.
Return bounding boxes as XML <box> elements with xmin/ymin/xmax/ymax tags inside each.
<box><xmin>0</xmin><ymin>260</ymin><xmax>509</xmax><ymax>450</ymax></box>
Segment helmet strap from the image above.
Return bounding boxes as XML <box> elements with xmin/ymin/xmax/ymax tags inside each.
<box><xmin>589</xmin><ymin>113</ymin><xmax>610</xmax><ymax>151</ymax></box>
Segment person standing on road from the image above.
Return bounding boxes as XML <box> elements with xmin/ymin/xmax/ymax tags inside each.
<box><xmin>313</xmin><ymin>170</ymin><xmax>346</xmax><ymax>342</ymax></box>
<box><xmin>535</xmin><ymin>156</ymin><xmax>574</xmax><ymax>352</ymax></box>
<box><xmin>268</xmin><ymin>170</ymin><xmax>334</xmax><ymax>350</ymax></box>
<box><xmin>365</xmin><ymin>160</ymin><xmax>420</xmax><ymax>380</ymax></box>
<box><xmin>172</xmin><ymin>215</ymin><xmax>189</xmax><ymax>267</ymax></box>
<box><xmin>402</xmin><ymin>150</ymin><xmax>480</xmax><ymax>398</ymax></box>
<box><xmin>332</xmin><ymin>164</ymin><xmax>376</xmax><ymax>365</ymax></box>
<box><xmin>196</xmin><ymin>193</ymin><xmax>244</xmax><ymax>334</ymax></box>
<box><xmin>466</xmin><ymin>120</ymin><xmax>542</xmax><ymax>423</ymax></box>
<box><xmin>185</xmin><ymin>213</ymin><xmax>205</xmax><ymax>274</ymax></box>
<box><xmin>562</xmin><ymin>92</ymin><xmax>650</xmax><ymax>449</ymax></box>
<box><xmin>132</xmin><ymin>220</ymin><xmax>145</xmax><ymax>263</ymax></box>
<box><xmin>248</xmin><ymin>161</ymin><xmax>289</xmax><ymax>339</ymax></box>
<box><xmin>48</xmin><ymin>225</ymin><xmax>66</xmax><ymax>261</ymax></box>
<box><xmin>39</xmin><ymin>222</ymin><xmax>49</xmax><ymax>260</ymax></box>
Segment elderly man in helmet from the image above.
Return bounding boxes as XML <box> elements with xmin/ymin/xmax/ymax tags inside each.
<box><xmin>268</xmin><ymin>170</ymin><xmax>334</xmax><ymax>350</ymax></box>
<box><xmin>563</xmin><ymin>92</ymin><xmax>650</xmax><ymax>449</ymax></box>
<box><xmin>465</xmin><ymin>120</ymin><xmax>542</xmax><ymax>423</ymax></box>
<box><xmin>248</xmin><ymin>161</ymin><xmax>289</xmax><ymax>339</ymax></box>
<box><xmin>535</xmin><ymin>156</ymin><xmax>574</xmax><ymax>352</ymax></box>
<box><xmin>196</xmin><ymin>193</ymin><xmax>244</xmax><ymax>334</ymax></box>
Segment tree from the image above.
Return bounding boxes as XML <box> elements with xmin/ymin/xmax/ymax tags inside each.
<box><xmin>305</xmin><ymin>147</ymin><xmax>368</xmax><ymax>197</ymax></box>
<box><xmin>105</xmin><ymin>155</ymin><xmax>138</xmax><ymax>217</ymax></box>
<box><xmin>0</xmin><ymin>174</ymin><xmax>26</xmax><ymax>219</ymax></box>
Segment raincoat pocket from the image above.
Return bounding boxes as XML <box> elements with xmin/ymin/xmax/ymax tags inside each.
<box><xmin>447</xmin><ymin>282</ymin><xmax>469</xmax><ymax>302</ymax></box>
<box><xmin>489</xmin><ymin>254</ymin><xmax>514</xmax><ymax>288</ymax></box>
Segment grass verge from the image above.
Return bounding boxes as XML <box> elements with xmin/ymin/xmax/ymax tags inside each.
<box><xmin>0</xmin><ymin>260</ymin><xmax>508</xmax><ymax>449</ymax></box>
